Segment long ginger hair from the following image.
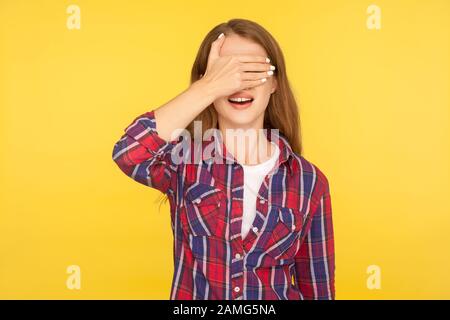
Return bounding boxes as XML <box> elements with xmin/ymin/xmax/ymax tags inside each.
<box><xmin>188</xmin><ymin>18</ymin><xmax>302</xmax><ymax>155</ymax></box>
<box><xmin>157</xmin><ymin>18</ymin><xmax>302</xmax><ymax>207</ymax></box>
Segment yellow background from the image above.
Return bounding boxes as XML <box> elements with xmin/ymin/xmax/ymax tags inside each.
<box><xmin>1</xmin><ymin>0</ymin><xmax>449</xmax><ymax>299</ymax></box>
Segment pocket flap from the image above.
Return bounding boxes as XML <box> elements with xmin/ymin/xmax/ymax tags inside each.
<box><xmin>182</xmin><ymin>183</ymin><xmax>226</xmax><ymax>238</ymax></box>
<box><xmin>276</xmin><ymin>206</ymin><xmax>304</xmax><ymax>233</ymax></box>
<box><xmin>185</xmin><ymin>183</ymin><xmax>224</xmax><ymax>207</ymax></box>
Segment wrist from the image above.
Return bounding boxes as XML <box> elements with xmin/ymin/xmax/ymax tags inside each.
<box><xmin>190</xmin><ymin>78</ymin><xmax>218</xmax><ymax>104</ymax></box>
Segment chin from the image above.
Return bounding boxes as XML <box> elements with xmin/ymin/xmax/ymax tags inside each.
<box><xmin>223</xmin><ymin>112</ymin><xmax>261</xmax><ymax>128</ymax></box>
<box><xmin>215</xmin><ymin>100</ymin><xmax>266</xmax><ymax>127</ymax></box>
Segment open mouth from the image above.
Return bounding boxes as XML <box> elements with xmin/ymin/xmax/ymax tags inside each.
<box><xmin>227</xmin><ymin>97</ymin><xmax>254</xmax><ymax>108</ymax></box>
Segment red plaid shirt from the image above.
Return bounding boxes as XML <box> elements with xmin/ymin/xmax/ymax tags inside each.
<box><xmin>112</xmin><ymin>109</ymin><xmax>335</xmax><ymax>300</ymax></box>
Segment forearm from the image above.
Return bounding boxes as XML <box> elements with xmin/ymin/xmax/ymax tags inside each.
<box><xmin>154</xmin><ymin>79</ymin><xmax>218</xmax><ymax>141</ymax></box>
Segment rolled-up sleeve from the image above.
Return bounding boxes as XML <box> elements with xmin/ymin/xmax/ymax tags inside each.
<box><xmin>112</xmin><ymin>109</ymin><xmax>180</xmax><ymax>194</ymax></box>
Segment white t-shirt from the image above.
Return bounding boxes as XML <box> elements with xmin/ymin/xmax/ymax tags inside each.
<box><xmin>240</xmin><ymin>142</ymin><xmax>280</xmax><ymax>239</ymax></box>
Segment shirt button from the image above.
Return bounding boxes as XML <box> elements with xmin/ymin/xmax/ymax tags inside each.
<box><xmin>235</xmin><ymin>253</ymin><xmax>241</xmax><ymax>260</ymax></box>
<box><xmin>259</xmin><ymin>198</ymin><xmax>266</xmax><ymax>204</ymax></box>
<box><xmin>252</xmin><ymin>226</ymin><xmax>259</xmax><ymax>233</ymax></box>
<box><xmin>234</xmin><ymin>286</ymin><xmax>240</xmax><ymax>293</ymax></box>
<box><xmin>194</xmin><ymin>198</ymin><xmax>201</xmax><ymax>204</ymax></box>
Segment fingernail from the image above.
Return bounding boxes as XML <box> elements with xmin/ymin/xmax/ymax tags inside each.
<box><xmin>267</xmin><ymin>70</ymin><xmax>274</xmax><ymax>76</ymax></box>
<box><xmin>266</xmin><ymin>57</ymin><xmax>270</xmax><ymax>63</ymax></box>
<box><xmin>217</xmin><ymin>32</ymin><xmax>224</xmax><ymax>39</ymax></box>
<box><xmin>270</xmin><ymin>65</ymin><xmax>276</xmax><ymax>70</ymax></box>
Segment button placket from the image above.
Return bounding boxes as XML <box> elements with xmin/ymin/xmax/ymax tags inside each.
<box><xmin>230</xmin><ymin>242</ymin><xmax>244</xmax><ymax>300</ymax></box>
<box><xmin>231</xmin><ymin>267</ymin><xmax>243</xmax><ymax>299</ymax></box>
<box><xmin>252</xmin><ymin>194</ymin><xmax>268</xmax><ymax>235</ymax></box>
<box><xmin>229</xmin><ymin>161</ymin><xmax>246</xmax><ymax>300</ymax></box>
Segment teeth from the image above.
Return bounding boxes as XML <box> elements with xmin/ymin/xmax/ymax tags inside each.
<box><xmin>229</xmin><ymin>97</ymin><xmax>252</xmax><ymax>102</ymax></box>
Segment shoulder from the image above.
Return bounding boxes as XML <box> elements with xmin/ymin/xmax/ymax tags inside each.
<box><xmin>289</xmin><ymin>152</ymin><xmax>330</xmax><ymax>197</ymax></box>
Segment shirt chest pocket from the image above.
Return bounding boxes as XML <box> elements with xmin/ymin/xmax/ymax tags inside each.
<box><xmin>181</xmin><ymin>183</ymin><xmax>227</xmax><ymax>238</ymax></box>
<box><xmin>262</xmin><ymin>206</ymin><xmax>304</xmax><ymax>261</ymax></box>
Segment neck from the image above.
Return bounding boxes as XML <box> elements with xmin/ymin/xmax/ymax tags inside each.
<box><xmin>218</xmin><ymin>116</ymin><xmax>275</xmax><ymax>165</ymax></box>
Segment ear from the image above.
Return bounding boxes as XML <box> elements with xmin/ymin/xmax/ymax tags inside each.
<box><xmin>270</xmin><ymin>77</ymin><xmax>278</xmax><ymax>94</ymax></box>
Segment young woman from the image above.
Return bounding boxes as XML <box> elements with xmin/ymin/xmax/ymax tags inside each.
<box><xmin>112</xmin><ymin>19</ymin><xmax>335</xmax><ymax>300</ymax></box>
